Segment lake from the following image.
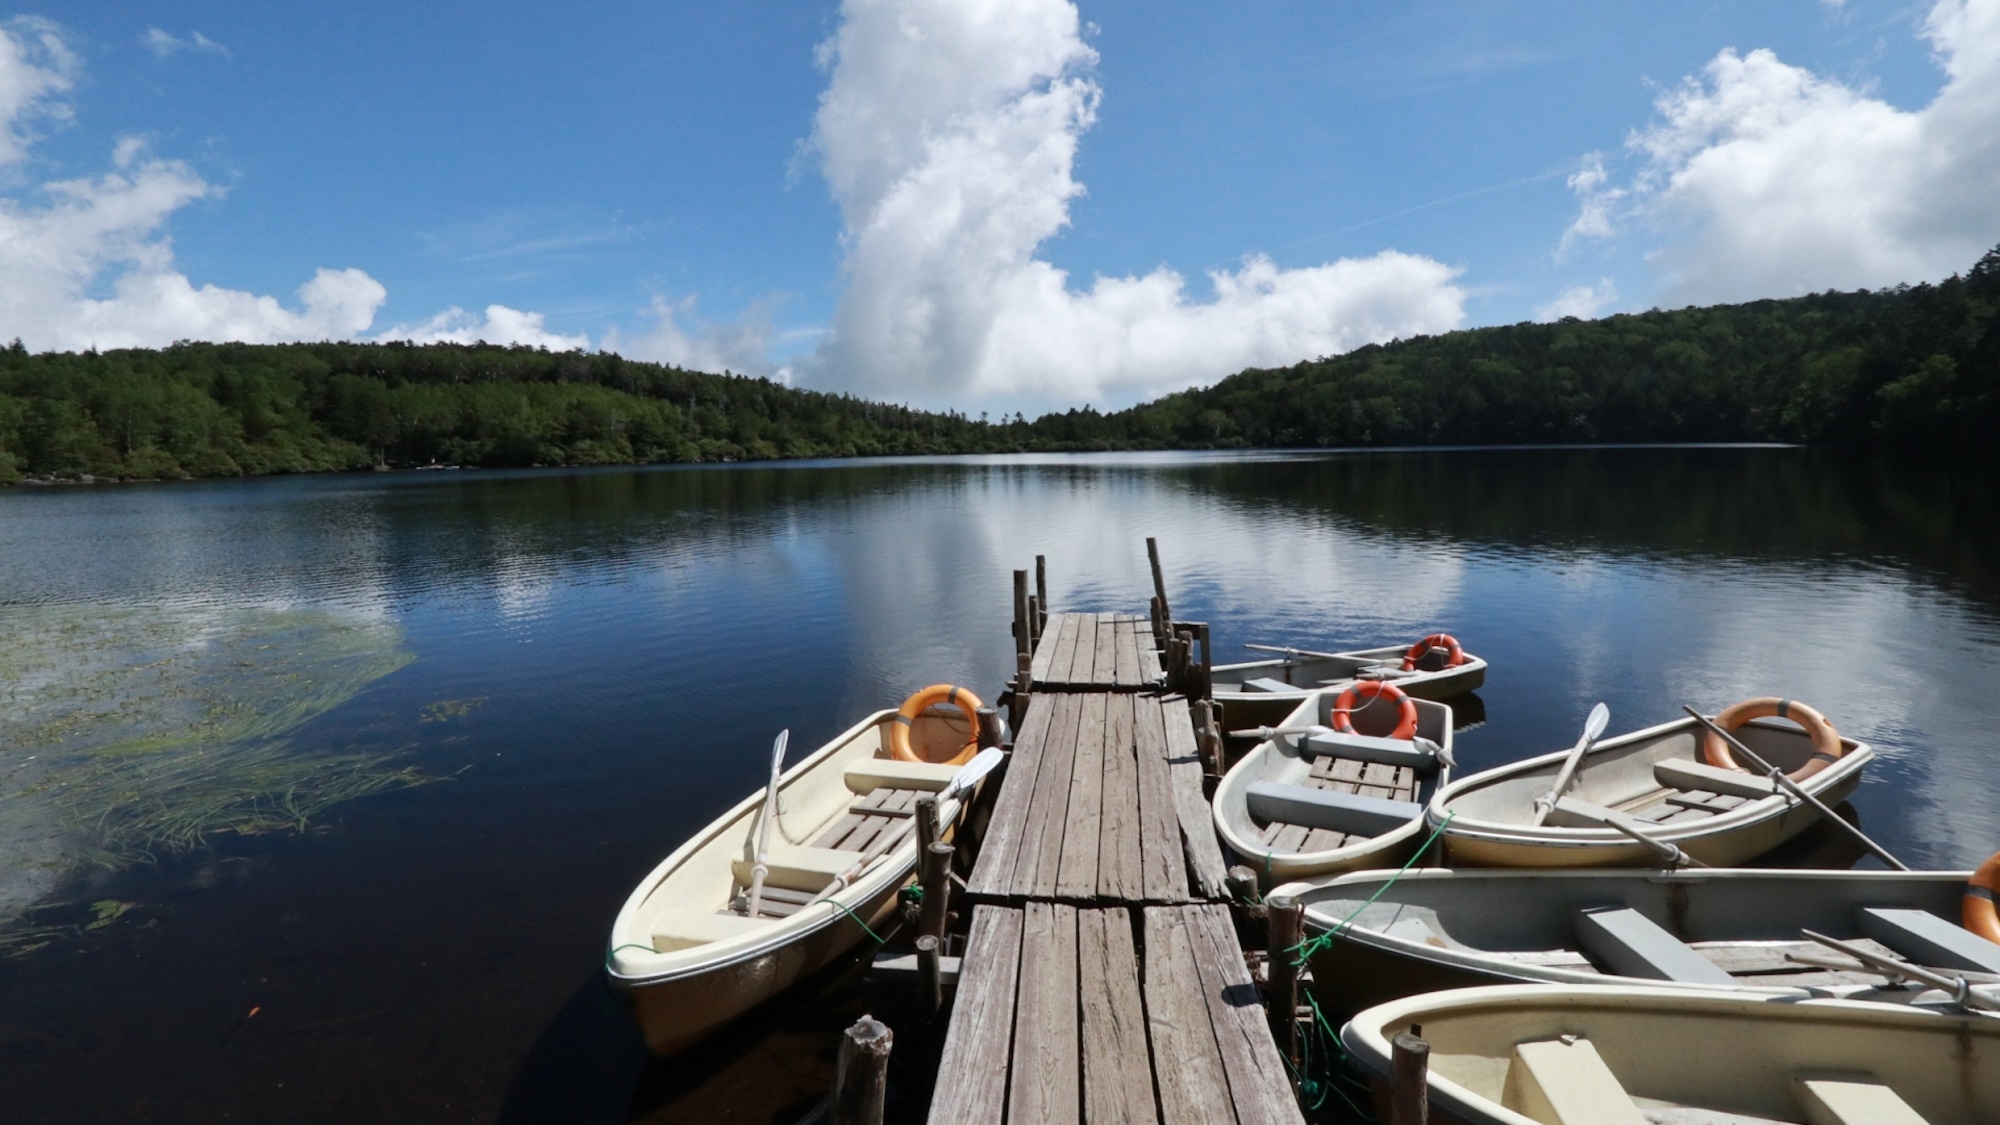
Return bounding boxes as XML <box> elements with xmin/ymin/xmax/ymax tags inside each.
<box><xmin>2</xmin><ymin>447</ymin><xmax>1998</xmax><ymax>1123</ymax></box>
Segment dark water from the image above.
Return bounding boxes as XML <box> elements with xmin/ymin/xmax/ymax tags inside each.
<box><xmin>2</xmin><ymin>448</ymin><xmax>1998</xmax><ymax>1123</ymax></box>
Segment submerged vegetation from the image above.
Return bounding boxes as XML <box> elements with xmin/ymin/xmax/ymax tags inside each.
<box><xmin>0</xmin><ymin>606</ymin><xmax>421</xmax><ymax>931</ymax></box>
<box><xmin>0</xmin><ymin>244</ymin><xmax>1994</xmax><ymax>483</ymax></box>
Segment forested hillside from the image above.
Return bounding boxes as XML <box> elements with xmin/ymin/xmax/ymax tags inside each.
<box><xmin>1</xmin><ymin>243</ymin><xmax>1994</xmax><ymax>483</ymax></box>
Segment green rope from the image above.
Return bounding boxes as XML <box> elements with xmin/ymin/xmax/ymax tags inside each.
<box><xmin>901</xmin><ymin>884</ymin><xmax>924</xmax><ymax>905</ymax></box>
<box><xmin>604</xmin><ymin>942</ymin><xmax>659</xmax><ymax>971</ymax></box>
<box><xmin>1289</xmin><ymin>810</ymin><xmax>1455</xmax><ymax>968</ymax></box>
<box><xmin>825</xmin><ymin>896</ymin><xmax>887</xmax><ymax>945</ymax></box>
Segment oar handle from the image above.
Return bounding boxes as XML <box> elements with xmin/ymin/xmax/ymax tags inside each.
<box><xmin>1800</xmin><ymin>929</ymin><xmax>2000</xmax><ymax>1011</ymax></box>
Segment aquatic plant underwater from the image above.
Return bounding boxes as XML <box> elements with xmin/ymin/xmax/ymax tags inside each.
<box><xmin>0</xmin><ymin>604</ymin><xmax>423</xmax><ymax>947</ymax></box>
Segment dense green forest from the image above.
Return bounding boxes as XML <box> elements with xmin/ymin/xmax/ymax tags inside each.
<box><xmin>1</xmin><ymin>243</ymin><xmax>1994</xmax><ymax>483</ymax></box>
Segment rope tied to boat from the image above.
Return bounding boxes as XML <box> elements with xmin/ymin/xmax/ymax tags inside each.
<box><xmin>823</xmin><ymin>896</ymin><xmax>887</xmax><ymax>945</ymax></box>
<box><xmin>1288</xmin><ymin>810</ymin><xmax>1455</xmax><ymax>968</ymax></box>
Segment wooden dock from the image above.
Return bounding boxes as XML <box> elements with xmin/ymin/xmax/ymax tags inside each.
<box><xmin>924</xmin><ymin>586</ymin><xmax>1301</xmax><ymax>1123</ymax></box>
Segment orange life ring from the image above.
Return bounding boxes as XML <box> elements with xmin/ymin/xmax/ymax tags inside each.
<box><xmin>1964</xmin><ymin>852</ymin><xmax>2000</xmax><ymax>944</ymax></box>
<box><xmin>890</xmin><ymin>684</ymin><xmax>982</xmax><ymax>766</ymax></box>
<box><xmin>1332</xmin><ymin>680</ymin><xmax>1419</xmax><ymax>741</ymax></box>
<box><xmin>1700</xmin><ymin>697</ymin><xmax>1844</xmax><ymax>780</ymax></box>
<box><xmin>1402</xmin><ymin>633</ymin><xmax>1466</xmax><ymax>672</ymax></box>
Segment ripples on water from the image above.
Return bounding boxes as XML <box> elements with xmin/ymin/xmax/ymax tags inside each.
<box><xmin>0</xmin><ymin>447</ymin><xmax>1996</xmax><ymax>1122</ymax></box>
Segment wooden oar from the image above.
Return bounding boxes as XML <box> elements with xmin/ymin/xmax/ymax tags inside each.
<box><xmin>1599</xmin><ymin>813</ymin><xmax>1707</xmax><ymax>868</ymax></box>
<box><xmin>1530</xmin><ymin>702</ymin><xmax>1610</xmax><ymax>827</ymax></box>
<box><xmin>746</xmin><ymin>729</ymin><xmax>790</xmax><ymax>919</ymax></box>
<box><xmin>1680</xmin><ymin>705</ymin><xmax>1910</xmax><ymax>871</ymax></box>
<box><xmin>1800</xmin><ymin>929</ymin><xmax>2000</xmax><ymax>1012</ymax></box>
<box><xmin>802</xmin><ymin>748</ymin><xmax>1008</xmax><ymax>910</ymax></box>
<box><xmin>1243</xmin><ymin>643</ymin><xmax>1349</xmax><ymax>662</ymax></box>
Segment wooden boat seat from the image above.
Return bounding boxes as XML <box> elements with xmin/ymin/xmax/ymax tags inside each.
<box><xmin>1573</xmin><ymin>905</ymin><xmax>1735</xmax><ymax>985</ymax></box>
<box><xmin>650</xmin><ymin>909</ymin><xmax>768</xmax><ymax>952</ymax></box>
<box><xmin>1793</xmin><ymin>1074</ymin><xmax>1932</xmax><ymax>1125</ymax></box>
<box><xmin>729</xmin><ymin>844</ymin><xmax>863</xmax><ymax>893</ymax></box>
<box><xmin>1259</xmin><ymin>756</ymin><xmax>1419</xmax><ymax>851</ymax></box>
<box><xmin>1301</xmin><ymin>729</ymin><xmax>1439</xmax><ymax>770</ymax></box>
<box><xmin>1501</xmin><ymin>1036</ymin><xmax>1647</xmax><ymax>1125</ymax></box>
<box><xmin>843</xmin><ymin>758</ymin><xmax>961</xmax><ymax>794</ymax></box>
<box><xmin>1240</xmin><ymin>676</ymin><xmax>1299</xmax><ymax>693</ymax></box>
<box><xmin>814</xmin><ymin>784</ymin><xmax>932</xmax><ymax>850</ymax></box>
<box><xmin>1858</xmin><ymin>907</ymin><xmax>2000</xmax><ymax>974</ymax></box>
<box><xmin>1247</xmin><ymin>781</ymin><xmax>1421</xmax><ymax>837</ymax></box>
<box><xmin>1653</xmin><ymin>759</ymin><xmax>1780</xmax><ymax>800</ymax></box>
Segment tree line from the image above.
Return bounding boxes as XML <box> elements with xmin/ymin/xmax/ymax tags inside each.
<box><xmin>1</xmin><ymin>242</ymin><xmax>1994</xmax><ymax>484</ymax></box>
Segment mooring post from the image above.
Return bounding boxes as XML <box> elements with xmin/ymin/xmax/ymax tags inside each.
<box><xmin>1026</xmin><ymin>594</ymin><xmax>1041</xmax><ymax>649</ymax></box>
<box><xmin>1390</xmin><ymin>1028</ymin><xmax>1430</xmax><ymax>1125</ymax></box>
<box><xmin>976</xmin><ymin>706</ymin><xmax>1005</xmax><ymax>750</ymax></box>
<box><xmin>833</xmin><ymin>1016</ymin><xmax>893</xmax><ymax>1125</ymax></box>
<box><xmin>1267</xmin><ymin>895</ymin><xmax>1303</xmax><ymax>1080</ymax></box>
<box><xmin>915</xmin><ymin>793</ymin><xmax>940</xmax><ymax>856</ymax></box>
<box><xmin>1225</xmin><ymin>864</ymin><xmax>1259</xmax><ymax>904</ymax></box>
<box><xmin>1034</xmin><ymin>554</ymin><xmax>1048</xmax><ymax>632</ymax></box>
<box><xmin>1146</xmin><ymin>537</ymin><xmax>1170</xmax><ymax>622</ymax></box>
<box><xmin>918</xmin><ymin>840</ymin><xmax>953</xmax><ymax>942</ymax></box>
<box><xmin>1174</xmin><ymin>627</ymin><xmax>1195</xmax><ymax>693</ymax></box>
<box><xmin>915</xmin><ymin>934</ymin><xmax>943</xmax><ymax>1015</ymax></box>
<box><xmin>1011</xmin><ymin>569</ymin><xmax>1033</xmax><ymax>728</ymax></box>
<box><xmin>1149</xmin><ymin>595</ymin><xmax>1164</xmax><ymax>647</ymax></box>
<box><xmin>1195</xmin><ymin>702</ymin><xmax>1223</xmax><ymax>780</ymax></box>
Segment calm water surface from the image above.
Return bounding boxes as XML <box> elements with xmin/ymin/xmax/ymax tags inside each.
<box><xmin>2</xmin><ymin>448</ymin><xmax>1998</xmax><ymax>1123</ymax></box>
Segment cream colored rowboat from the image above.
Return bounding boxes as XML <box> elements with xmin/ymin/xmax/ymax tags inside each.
<box><xmin>1341</xmin><ymin>983</ymin><xmax>2000</xmax><ymax>1124</ymax></box>
<box><xmin>1212</xmin><ymin>642</ymin><xmax>1485</xmax><ymax>731</ymax></box>
<box><xmin>1212</xmin><ymin>689</ymin><xmax>1454</xmax><ymax>886</ymax></box>
<box><xmin>1272</xmin><ymin>867</ymin><xmax>2000</xmax><ymax>1021</ymax></box>
<box><xmin>606</xmin><ymin>707</ymin><xmax>981</xmax><ymax>1055</ymax></box>
<box><xmin>1429</xmin><ymin>711</ymin><xmax>1871</xmax><ymax>868</ymax></box>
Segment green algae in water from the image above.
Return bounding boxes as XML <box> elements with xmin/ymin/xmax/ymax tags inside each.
<box><xmin>0</xmin><ymin>604</ymin><xmax>422</xmax><ymax>926</ymax></box>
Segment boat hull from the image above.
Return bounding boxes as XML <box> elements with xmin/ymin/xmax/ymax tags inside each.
<box><xmin>1212</xmin><ymin>644</ymin><xmax>1485</xmax><ymax>731</ymax></box>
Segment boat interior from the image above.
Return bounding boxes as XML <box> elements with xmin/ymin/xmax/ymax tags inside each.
<box><xmin>1381</xmin><ymin>991</ymin><xmax>2000</xmax><ymax>1125</ymax></box>
<box><xmin>1240</xmin><ymin>692</ymin><xmax>1452</xmax><ymax>855</ymax></box>
<box><xmin>1215</xmin><ymin>643</ymin><xmax>1451</xmax><ymax>694</ymax></box>
<box><xmin>1442</xmin><ymin>719</ymin><xmax>1852</xmax><ymax>832</ymax></box>
<box><xmin>1303</xmin><ymin>870</ymin><xmax>2000</xmax><ymax>995</ymax></box>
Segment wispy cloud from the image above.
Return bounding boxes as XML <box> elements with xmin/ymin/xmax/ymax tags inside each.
<box><xmin>141</xmin><ymin>28</ymin><xmax>230</xmax><ymax>59</ymax></box>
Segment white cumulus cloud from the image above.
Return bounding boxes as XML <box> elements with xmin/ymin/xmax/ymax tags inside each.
<box><xmin>601</xmin><ymin>294</ymin><xmax>777</xmax><ymax>374</ymax></box>
<box><xmin>1566</xmin><ymin>0</ymin><xmax>2000</xmax><ymax>305</ymax></box>
<box><xmin>141</xmin><ymin>28</ymin><xmax>229</xmax><ymax>59</ymax></box>
<box><xmin>1535</xmin><ymin>279</ymin><xmax>1619</xmax><ymax>322</ymax></box>
<box><xmin>0</xmin><ymin>20</ymin><xmax>582</xmax><ymax>353</ymax></box>
<box><xmin>798</xmin><ymin>0</ymin><xmax>1466</xmax><ymax>402</ymax></box>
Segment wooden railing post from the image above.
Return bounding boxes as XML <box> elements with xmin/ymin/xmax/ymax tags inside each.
<box><xmin>1011</xmin><ymin>569</ymin><xmax>1032</xmax><ymax>729</ymax></box>
<box><xmin>1034</xmin><ymin>554</ymin><xmax>1048</xmax><ymax>633</ymax></box>
<box><xmin>976</xmin><ymin>706</ymin><xmax>1005</xmax><ymax>750</ymax></box>
<box><xmin>918</xmin><ymin>840</ymin><xmax>953</xmax><ymax>942</ymax></box>
<box><xmin>1267</xmin><ymin>895</ymin><xmax>1303</xmax><ymax>1080</ymax></box>
<box><xmin>915</xmin><ymin>933</ymin><xmax>943</xmax><ymax>1014</ymax></box>
<box><xmin>833</xmin><ymin>1016</ymin><xmax>893</xmax><ymax>1125</ymax></box>
<box><xmin>1146</xmin><ymin>537</ymin><xmax>1170</xmax><ymax>623</ymax></box>
<box><xmin>1390</xmin><ymin>1028</ymin><xmax>1430</xmax><ymax>1125</ymax></box>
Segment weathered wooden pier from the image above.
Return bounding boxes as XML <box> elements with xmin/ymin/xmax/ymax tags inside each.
<box><xmin>907</xmin><ymin>546</ymin><xmax>1305</xmax><ymax>1125</ymax></box>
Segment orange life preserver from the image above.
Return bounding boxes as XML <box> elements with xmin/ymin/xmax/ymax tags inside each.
<box><xmin>890</xmin><ymin>684</ymin><xmax>982</xmax><ymax>766</ymax></box>
<box><xmin>1402</xmin><ymin>633</ymin><xmax>1466</xmax><ymax>672</ymax></box>
<box><xmin>1700</xmin><ymin>697</ymin><xmax>1844</xmax><ymax>780</ymax></box>
<box><xmin>1964</xmin><ymin>852</ymin><xmax>2000</xmax><ymax>944</ymax></box>
<box><xmin>1332</xmin><ymin>680</ymin><xmax>1419</xmax><ymax>741</ymax></box>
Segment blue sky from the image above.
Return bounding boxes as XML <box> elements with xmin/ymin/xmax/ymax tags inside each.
<box><xmin>5</xmin><ymin>1</ymin><xmax>1997</xmax><ymax>409</ymax></box>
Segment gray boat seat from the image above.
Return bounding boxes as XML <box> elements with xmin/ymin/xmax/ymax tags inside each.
<box><xmin>1501</xmin><ymin>1037</ymin><xmax>1647</xmax><ymax>1125</ymax></box>
<box><xmin>1239</xmin><ymin>677</ymin><xmax>1298</xmax><ymax>694</ymax></box>
<box><xmin>1573</xmin><ymin>905</ymin><xmax>1735</xmax><ymax>985</ymax></box>
<box><xmin>1301</xmin><ymin>729</ymin><xmax>1439</xmax><ymax>770</ymax></box>
<box><xmin>1244</xmin><ymin>781</ymin><xmax>1422</xmax><ymax>837</ymax></box>
<box><xmin>1857</xmin><ymin>907</ymin><xmax>2000</xmax><ymax>974</ymax></box>
<box><xmin>1653</xmin><ymin>758</ymin><xmax>1779</xmax><ymax>800</ymax></box>
<box><xmin>1793</xmin><ymin>1074</ymin><xmax>1931</xmax><ymax>1125</ymax></box>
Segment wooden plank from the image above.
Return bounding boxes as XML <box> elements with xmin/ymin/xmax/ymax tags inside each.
<box><xmin>1142</xmin><ymin>906</ymin><xmax>1238</xmax><ymax>1125</ymax></box>
<box><xmin>1269</xmin><ymin>824</ymin><xmax>1310</xmax><ymax>852</ymax></box>
<box><xmin>1091</xmin><ymin>614</ymin><xmax>1119</xmax><ymax>686</ymax></box>
<box><xmin>1133</xmin><ymin>697</ymin><xmax>1190</xmax><ymax>903</ymax></box>
<box><xmin>968</xmin><ymin>695</ymin><xmax>1059</xmax><ymax>897</ymax></box>
<box><xmin>1058</xmin><ymin>612</ymin><xmax>1092</xmax><ymax>685</ymax></box>
<box><xmin>1017</xmin><ymin>693</ymin><xmax>1085</xmax><ymax>897</ymax></box>
<box><xmin>1079</xmin><ymin>909</ymin><xmax>1159</xmax><ymax>1125</ymax></box>
<box><xmin>1183</xmin><ymin>904</ymin><xmax>1307</xmax><ymax>1125</ymax></box>
<box><xmin>1114</xmin><ymin>618</ymin><xmax>1142</xmax><ymax>686</ymax></box>
<box><xmin>1359</xmin><ymin>762</ymin><xmax>1400</xmax><ymax>789</ymax></box>
<box><xmin>1009</xmin><ymin>903</ymin><xmax>1080</xmax><ymax>1125</ymax></box>
<box><xmin>1057</xmin><ymin>694</ymin><xmax>1108</xmax><ymax>899</ymax></box>
<box><xmin>1162</xmin><ymin>697</ymin><xmax>1230</xmax><ymax>900</ymax></box>
<box><xmin>1136</xmin><ymin>625</ymin><xmax>1164</xmax><ymax>684</ymax></box>
<box><xmin>1098</xmin><ymin>693</ymin><xmax>1143</xmax><ymax>901</ymax></box>
<box><xmin>815</xmin><ymin>812</ymin><xmax>867</xmax><ymax>849</ymax></box>
<box><xmin>1031</xmin><ymin>613</ymin><xmax>1071</xmax><ymax>684</ymax></box>
<box><xmin>931</xmin><ymin>906</ymin><xmax>1024</xmax><ymax>1125</ymax></box>
<box><xmin>1300</xmin><ymin>828</ymin><xmax>1348</xmax><ymax>852</ymax></box>
<box><xmin>1049</xmin><ymin>613</ymin><xmax>1086</xmax><ymax>685</ymax></box>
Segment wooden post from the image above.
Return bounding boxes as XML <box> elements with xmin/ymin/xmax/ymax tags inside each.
<box><xmin>1390</xmin><ymin>1029</ymin><xmax>1430</xmax><ymax>1125</ymax></box>
<box><xmin>1026</xmin><ymin>594</ymin><xmax>1041</xmax><ymax>649</ymax></box>
<box><xmin>1149</xmin><ymin>596</ymin><xmax>1164</xmax><ymax>647</ymax></box>
<box><xmin>1189</xmin><ymin>621</ymin><xmax>1213</xmax><ymax>702</ymax></box>
<box><xmin>1012</xmin><ymin>569</ymin><xmax>1030</xmax><ymax>668</ymax></box>
<box><xmin>1196</xmin><ymin>703</ymin><xmax>1223</xmax><ymax>780</ymax></box>
<box><xmin>1267</xmin><ymin>895</ymin><xmax>1303</xmax><ymax>1079</ymax></box>
<box><xmin>1174</xmin><ymin>628</ymin><xmax>1195</xmax><ymax>693</ymax></box>
<box><xmin>915</xmin><ymin>934</ymin><xmax>943</xmax><ymax>1014</ymax></box>
<box><xmin>976</xmin><ymin>706</ymin><xmax>1004</xmax><ymax>750</ymax></box>
<box><xmin>915</xmin><ymin>793</ymin><xmax>940</xmax><ymax>856</ymax></box>
<box><xmin>918</xmin><ymin>840</ymin><xmax>953</xmax><ymax>942</ymax></box>
<box><xmin>1034</xmin><ymin>555</ymin><xmax>1048</xmax><ymax>631</ymax></box>
<box><xmin>1146</xmin><ymin>537</ymin><xmax>1170</xmax><ymax>623</ymax></box>
<box><xmin>1225</xmin><ymin>865</ymin><xmax>1259</xmax><ymax>903</ymax></box>
<box><xmin>833</xmin><ymin>1016</ymin><xmax>893</xmax><ymax>1125</ymax></box>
